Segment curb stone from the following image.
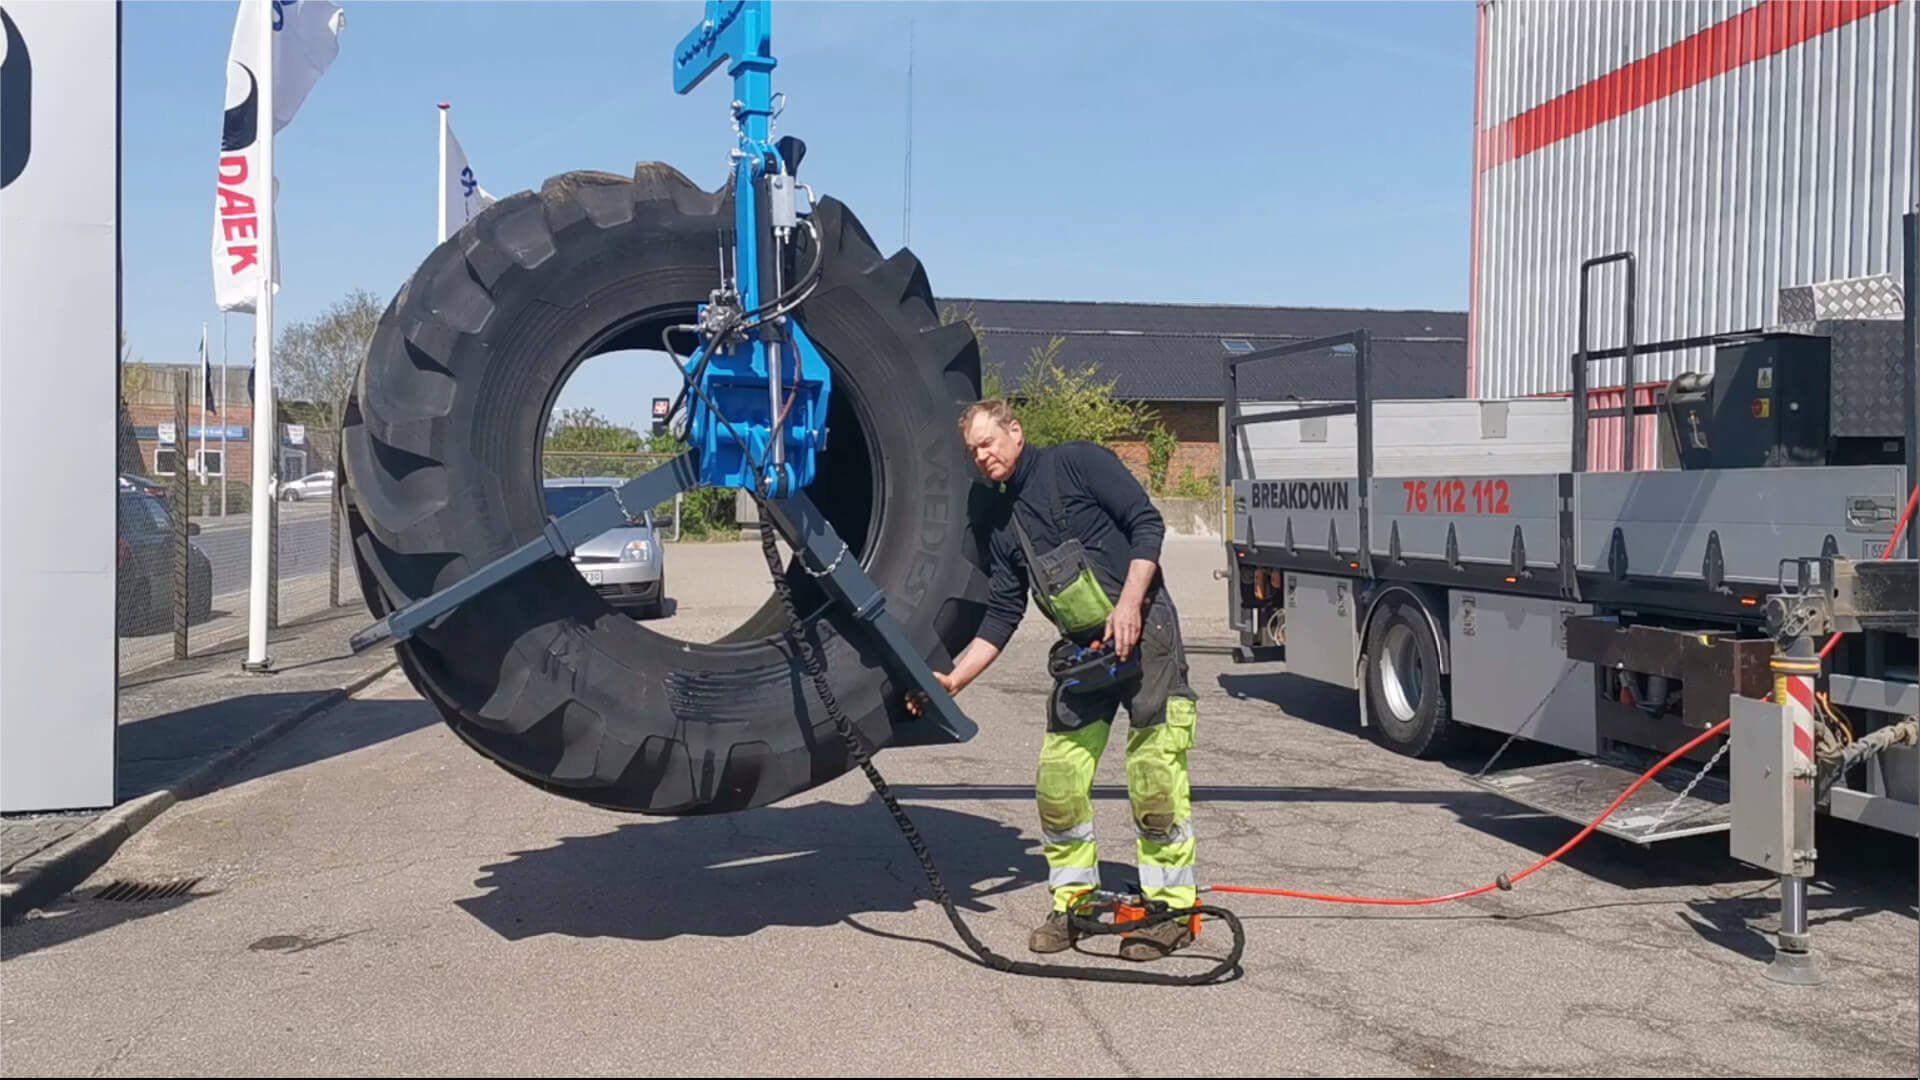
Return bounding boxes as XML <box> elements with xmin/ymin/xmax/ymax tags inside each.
<box><xmin>0</xmin><ymin>660</ymin><xmax>396</xmax><ymax>926</ymax></box>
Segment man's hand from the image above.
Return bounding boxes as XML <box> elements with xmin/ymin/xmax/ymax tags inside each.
<box><xmin>902</xmin><ymin>668</ymin><xmax>956</xmax><ymax>711</ymax></box>
<box><xmin>1105</xmin><ymin>598</ymin><xmax>1143</xmax><ymax>660</ymax></box>
<box><xmin>906</xmin><ymin>670</ymin><xmax>961</xmax><ymax>716</ymax></box>
<box><xmin>905</xmin><ymin>636</ymin><xmax>1001</xmax><ymax>717</ymax></box>
<box><xmin>1108</xmin><ymin>557</ymin><xmax>1158</xmax><ymax>660</ymax></box>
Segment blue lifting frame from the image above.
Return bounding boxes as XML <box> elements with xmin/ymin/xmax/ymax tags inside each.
<box><xmin>672</xmin><ymin>0</ymin><xmax>831</xmax><ymax>497</ymax></box>
<box><xmin>347</xmin><ymin>0</ymin><xmax>974</xmax><ymax>744</ymax></box>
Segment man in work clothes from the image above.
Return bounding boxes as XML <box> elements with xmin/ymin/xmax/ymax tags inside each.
<box><xmin>924</xmin><ymin>399</ymin><xmax>1201</xmax><ymax>962</ymax></box>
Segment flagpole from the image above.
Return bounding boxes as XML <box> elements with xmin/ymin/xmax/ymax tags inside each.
<box><xmin>244</xmin><ymin>0</ymin><xmax>276</xmax><ymax>673</ymax></box>
<box><xmin>438</xmin><ymin>102</ymin><xmax>450</xmax><ymax>243</ymax></box>
<box><xmin>198</xmin><ymin>322</ymin><xmax>209</xmax><ymax>491</ymax></box>
<box><xmin>220</xmin><ymin>315</ymin><xmax>229</xmax><ymax>516</ymax></box>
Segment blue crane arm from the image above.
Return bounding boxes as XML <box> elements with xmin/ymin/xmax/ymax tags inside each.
<box><xmin>670</xmin><ymin>0</ymin><xmax>830</xmax><ymax>498</ymax></box>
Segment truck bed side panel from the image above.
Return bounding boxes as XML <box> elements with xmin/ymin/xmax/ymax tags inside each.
<box><xmin>1573</xmin><ymin>466</ymin><xmax>1909</xmax><ymax>584</ymax></box>
<box><xmin>1235</xmin><ymin>477</ymin><xmax>1363</xmax><ymax>564</ymax></box>
<box><xmin>1372</xmin><ymin>473</ymin><xmax>1563</xmax><ymax>571</ymax></box>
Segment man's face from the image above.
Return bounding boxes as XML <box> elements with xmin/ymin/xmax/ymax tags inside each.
<box><xmin>964</xmin><ymin>413</ymin><xmax>1024</xmax><ymax>483</ymax></box>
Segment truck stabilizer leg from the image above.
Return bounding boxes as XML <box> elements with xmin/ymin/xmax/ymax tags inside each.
<box><xmin>1752</xmin><ymin>573</ymin><xmax>1827</xmax><ymax>986</ymax></box>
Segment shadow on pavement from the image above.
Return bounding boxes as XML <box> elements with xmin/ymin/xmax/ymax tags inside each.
<box><xmin>115</xmin><ymin>694</ymin><xmax>434</xmax><ymax>803</ymax></box>
<box><xmin>456</xmin><ymin>797</ymin><xmax>1044</xmax><ymax>944</ymax></box>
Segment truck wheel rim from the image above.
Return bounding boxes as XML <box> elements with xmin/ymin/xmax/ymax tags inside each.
<box><xmin>1380</xmin><ymin>622</ymin><xmax>1424</xmax><ymax>722</ymax></box>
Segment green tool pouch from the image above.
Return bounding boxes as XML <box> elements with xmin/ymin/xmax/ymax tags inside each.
<box><xmin>1010</xmin><ymin>495</ymin><xmax>1114</xmax><ymax>639</ymax></box>
<box><xmin>1028</xmin><ymin>534</ymin><xmax>1113</xmax><ymax>635</ymax></box>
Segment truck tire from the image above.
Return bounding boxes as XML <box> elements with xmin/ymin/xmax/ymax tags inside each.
<box><xmin>339</xmin><ymin>163</ymin><xmax>993</xmax><ymax>815</ymax></box>
<box><xmin>1363</xmin><ymin>598</ymin><xmax>1452</xmax><ymax>757</ymax></box>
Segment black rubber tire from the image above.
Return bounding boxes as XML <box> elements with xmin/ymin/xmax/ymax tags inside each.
<box><xmin>1363</xmin><ymin>599</ymin><xmax>1452</xmax><ymax>758</ymax></box>
<box><xmin>339</xmin><ymin>163</ymin><xmax>993</xmax><ymax>816</ymax></box>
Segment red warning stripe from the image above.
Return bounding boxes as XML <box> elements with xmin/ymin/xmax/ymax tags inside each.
<box><xmin>1480</xmin><ymin>0</ymin><xmax>1901</xmax><ymax>170</ymax></box>
<box><xmin>1782</xmin><ymin>676</ymin><xmax>1818</xmax><ymax>758</ymax></box>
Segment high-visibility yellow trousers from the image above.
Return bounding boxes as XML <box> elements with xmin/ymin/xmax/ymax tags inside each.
<box><xmin>1037</xmin><ymin>593</ymin><xmax>1198</xmax><ymax>912</ymax></box>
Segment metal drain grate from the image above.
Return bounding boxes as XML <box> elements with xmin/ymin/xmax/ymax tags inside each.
<box><xmin>90</xmin><ymin>877</ymin><xmax>203</xmax><ymax>903</ymax></box>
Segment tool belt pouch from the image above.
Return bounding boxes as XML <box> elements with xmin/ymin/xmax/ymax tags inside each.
<box><xmin>1014</xmin><ymin>522</ymin><xmax>1114</xmax><ymax>637</ymax></box>
<box><xmin>1048</xmin><ymin>637</ymin><xmax>1142</xmax><ymax>696</ymax></box>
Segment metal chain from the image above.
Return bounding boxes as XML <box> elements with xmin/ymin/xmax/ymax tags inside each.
<box><xmin>1471</xmin><ymin>660</ymin><xmax>1583</xmax><ymax>779</ymax></box>
<box><xmin>1634</xmin><ymin>737</ymin><xmax>1731</xmax><ymax>839</ymax></box>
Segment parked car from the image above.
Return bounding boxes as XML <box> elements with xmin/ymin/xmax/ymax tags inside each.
<box><xmin>279</xmin><ymin>470</ymin><xmax>334</xmax><ymax>501</ymax></box>
<box><xmin>120</xmin><ymin>473</ymin><xmax>167</xmax><ymax>498</ymax></box>
<box><xmin>117</xmin><ymin>489</ymin><xmax>213</xmax><ymax>634</ymax></box>
<box><xmin>543</xmin><ymin>477</ymin><xmax>667</xmax><ymax>618</ymax></box>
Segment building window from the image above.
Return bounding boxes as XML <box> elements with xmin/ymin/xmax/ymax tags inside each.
<box><xmin>198</xmin><ymin>449</ymin><xmax>224</xmax><ymax>478</ymax></box>
<box><xmin>154</xmin><ymin>447</ymin><xmax>179</xmax><ymax>476</ymax></box>
<box><xmin>1221</xmin><ymin>338</ymin><xmax>1254</xmax><ymax>352</ymax></box>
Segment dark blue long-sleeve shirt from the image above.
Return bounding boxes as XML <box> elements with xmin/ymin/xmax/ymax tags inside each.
<box><xmin>976</xmin><ymin>440</ymin><xmax>1167</xmax><ymax>650</ymax></box>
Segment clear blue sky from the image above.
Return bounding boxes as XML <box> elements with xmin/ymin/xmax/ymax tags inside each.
<box><xmin>125</xmin><ymin>0</ymin><xmax>1477</xmax><ymax>431</ymax></box>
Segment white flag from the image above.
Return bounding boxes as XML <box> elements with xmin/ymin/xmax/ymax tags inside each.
<box><xmin>440</xmin><ymin>117</ymin><xmax>496</xmax><ymax>241</ymax></box>
<box><xmin>211</xmin><ymin>0</ymin><xmax>344</xmax><ymax>313</ymax></box>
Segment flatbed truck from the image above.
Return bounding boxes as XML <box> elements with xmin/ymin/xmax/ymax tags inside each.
<box><xmin>1222</xmin><ymin>213</ymin><xmax>1920</xmax><ymax>985</ymax></box>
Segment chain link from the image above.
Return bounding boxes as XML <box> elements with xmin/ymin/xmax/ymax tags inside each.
<box><xmin>1634</xmin><ymin>737</ymin><xmax>1731</xmax><ymax>839</ymax></box>
<box><xmin>1471</xmin><ymin>660</ymin><xmax>1583</xmax><ymax>779</ymax></box>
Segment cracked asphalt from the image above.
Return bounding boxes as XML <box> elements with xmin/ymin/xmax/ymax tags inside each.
<box><xmin>2</xmin><ymin>539</ymin><xmax>1915</xmax><ymax>1076</ymax></box>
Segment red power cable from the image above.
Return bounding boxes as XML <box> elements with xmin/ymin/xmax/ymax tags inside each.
<box><xmin>1207</xmin><ymin>484</ymin><xmax>1918</xmax><ymax>909</ymax></box>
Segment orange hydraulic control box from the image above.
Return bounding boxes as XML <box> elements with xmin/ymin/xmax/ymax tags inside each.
<box><xmin>1113</xmin><ymin>901</ymin><xmax>1202</xmax><ymax>939</ymax></box>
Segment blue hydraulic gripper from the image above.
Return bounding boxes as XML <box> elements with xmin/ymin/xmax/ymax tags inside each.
<box><xmin>671</xmin><ymin>0</ymin><xmax>831</xmax><ymax>498</ymax></box>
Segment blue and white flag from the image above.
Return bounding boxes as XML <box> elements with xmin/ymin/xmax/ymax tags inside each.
<box><xmin>439</xmin><ymin>106</ymin><xmax>496</xmax><ymax>241</ymax></box>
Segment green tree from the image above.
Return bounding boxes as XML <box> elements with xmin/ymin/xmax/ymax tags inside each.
<box><xmin>938</xmin><ymin>302</ymin><xmax>1149</xmax><ymax>451</ymax></box>
<box><xmin>277</xmin><ymin>287</ymin><xmax>384</xmax><ymax>432</ymax></box>
<box><xmin>999</xmin><ymin>337</ymin><xmax>1152</xmax><ymax>449</ymax></box>
<box><xmin>543</xmin><ymin>406</ymin><xmax>738</xmax><ymax>539</ymax></box>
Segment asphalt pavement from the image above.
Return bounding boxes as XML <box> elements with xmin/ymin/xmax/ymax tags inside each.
<box><xmin>192</xmin><ymin>502</ymin><xmax>338</xmax><ymax>597</ymax></box>
<box><xmin>4</xmin><ymin>536</ymin><xmax>1914</xmax><ymax>1076</ymax></box>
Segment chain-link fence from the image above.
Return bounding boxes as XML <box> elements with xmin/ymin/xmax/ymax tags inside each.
<box><xmin>116</xmin><ymin>363</ymin><xmax>357</xmax><ymax>676</ymax></box>
<box><xmin>112</xmin><ymin>370</ymin><xmax>770</xmax><ymax>675</ymax></box>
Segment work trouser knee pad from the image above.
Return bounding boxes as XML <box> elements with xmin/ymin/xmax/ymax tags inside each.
<box><xmin>1036</xmin><ymin>747</ymin><xmax>1096</xmax><ymax>835</ymax></box>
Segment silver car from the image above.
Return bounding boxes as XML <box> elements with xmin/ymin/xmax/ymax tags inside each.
<box><xmin>543</xmin><ymin>477</ymin><xmax>667</xmax><ymax>618</ymax></box>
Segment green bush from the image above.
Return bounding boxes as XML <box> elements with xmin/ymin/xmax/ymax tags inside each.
<box><xmin>1145</xmin><ymin>424</ymin><xmax>1177</xmax><ymax>493</ymax></box>
<box><xmin>1173</xmin><ymin>468</ymin><xmax>1217</xmax><ymax>499</ymax></box>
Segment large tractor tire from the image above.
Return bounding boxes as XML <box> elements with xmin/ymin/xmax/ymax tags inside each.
<box><xmin>339</xmin><ymin>163</ymin><xmax>993</xmax><ymax>816</ymax></box>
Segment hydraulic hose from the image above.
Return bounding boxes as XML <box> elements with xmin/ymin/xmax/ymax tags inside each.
<box><xmin>1203</xmin><ymin>718</ymin><xmax>1732</xmax><ymax>907</ymax></box>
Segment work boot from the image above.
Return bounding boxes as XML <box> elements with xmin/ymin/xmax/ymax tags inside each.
<box><xmin>1028</xmin><ymin>910</ymin><xmax>1075</xmax><ymax>954</ymax></box>
<box><xmin>1118</xmin><ymin>914</ymin><xmax>1195</xmax><ymax>962</ymax></box>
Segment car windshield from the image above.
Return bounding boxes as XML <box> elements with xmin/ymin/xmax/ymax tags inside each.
<box><xmin>543</xmin><ymin>485</ymin><xmax>613</xmax><ymax>517</ymax></box>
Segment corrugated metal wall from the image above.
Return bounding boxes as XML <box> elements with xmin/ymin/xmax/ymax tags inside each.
<box><xmin>1470</xmin><ymin>0</ymin><xmax>1920</xmax><ymax>400</ymax></box>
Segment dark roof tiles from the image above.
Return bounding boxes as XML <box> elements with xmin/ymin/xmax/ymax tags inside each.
<box><xmin>941</xmin><ymin>297</ymin><xmax>1466</xmax><ymax>403</ymax></box>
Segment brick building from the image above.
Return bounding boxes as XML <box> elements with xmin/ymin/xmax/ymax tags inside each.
<box><xmin>943</xmin><ymin>298</ymin><xmax>1468</xmax><ymax>491</ymax></box>
<box><xmin>120</xmin><ymin>362</ymin><xmax>332</xmax><ymax>513</ymax></box>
